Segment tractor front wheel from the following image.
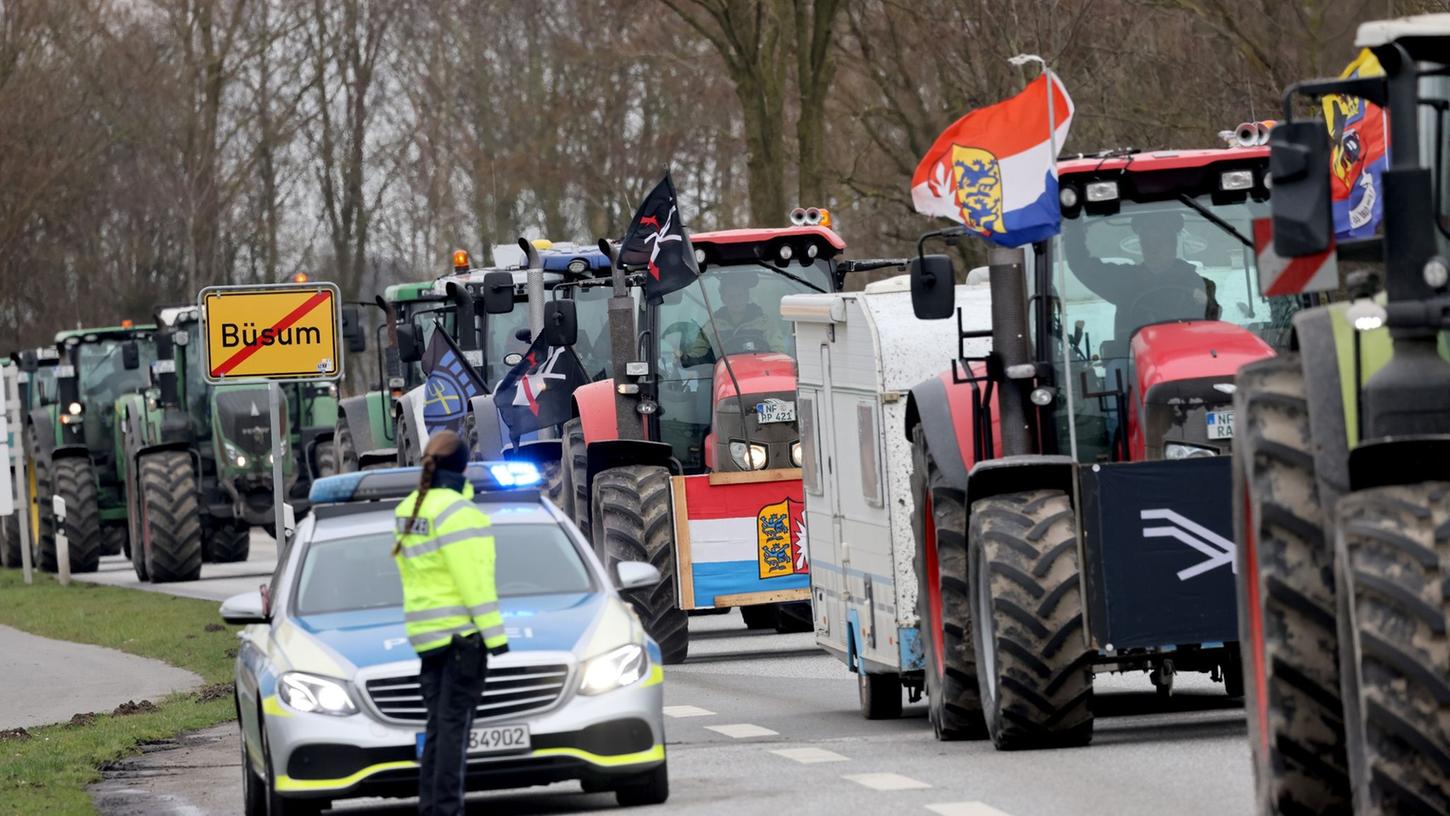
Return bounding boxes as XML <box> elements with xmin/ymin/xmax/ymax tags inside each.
<box><xmin>969</xmin><ymin>489</ymin><xmax>1093</xmax><ymax>750</ymax></box>
<box><xmin>591</xmin><ymin>465</ymin><xmax>687</xmax><ymax>664</ymax></box>
<box><xmin>101</xmin><ymin>523</ymin><xmax>126</xmax><ymax>557</ymax></box>
<box><xmin>562</xmin><ymin>418</ymin><xmax>589</xmax><ymax>540</ymax></box>
<box><xmin>48</xmin><ymin>457</ymin><xmax>102</xmax><ymax>574</ymax></box>
<box><xmin>336</xmin><ymin>421</ymin><xmax>359</xmax><ymax>473</ymax></box>
<box><xmin>139</xmin><ymin>451</ymin><xmax>203</xmax><ymax>582</ymax></box>
<box><xmin>1233</xmin><ymin>354</ymin><xmax>1349</xmax><ymax>813</ymax></box>
<box><xmin>910</xmin><ymin>425</ymin><xmax>985</xmax><ymax>740</ymax></box>
<box><xmin>208</xmin><ymin>522</ymin><xmax>251</xmax><ymax>564</ymax></box>
<box><xmin>314</xmin><ymin>439</ymin><xmax>338</xmax><ymax>478</ymax></box>
<box><xmin>1335</xmin><ymin>482</ymin><xmax>1450</xmax><ymax>815</ymax></box>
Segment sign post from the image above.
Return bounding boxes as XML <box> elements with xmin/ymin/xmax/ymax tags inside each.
<box><xmin>200</xmin><ymin>282</ymin><xmax>344</xmax><ymax>549</ymax></box>
<box><xmin>4</xmin><ymin>366</ymin><xmax>33</xmax><ymax>584</ymax></box>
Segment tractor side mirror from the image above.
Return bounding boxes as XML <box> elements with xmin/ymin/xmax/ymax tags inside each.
<box><xmin>909</xmin><ymin>254</ymin><xmax>957</xmax><ymax>320</ymax></box>
<box><xmin>1269</xmin><ymin>121</ymin><xmax>1333</xmax><ymax>257</ymax></box>
<box><xmin>481</xmin><ymin>271</ymin><xmax>515</xmax><ymax>315</ymax></box>
<box><xmin>396</xmin><ymin>324</ymin><xmax>421</xmax><ymax>364</ymax></box>
<box><xmin>121</xmin><ymin>340</ymin><xmax>141</xmax><ymax>371</ymax></box>
<box><xmin>543</xmin><ymin>300</ymin><xmax>578</xmax><ymax>347</ymax></box>
<box><xmin>19</xmin><ymin>351</ymin><xmax>37</xmax><ymax>372</ymax></box>
<box><xmin>341</xmin><ymin>305</ymin><xmax>367</xmax><ymax>354</ymax></box>
<box><xmin>514</xmin><ymin>327</ymin><xmax>532</xmax><ymax>343</ymax></box>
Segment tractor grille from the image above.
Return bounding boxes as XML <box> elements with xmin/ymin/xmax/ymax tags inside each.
<box><xmin>364</xmin><ymin>663</ymin><xmax>570</xmax><ymax>724</ymax></box>
<box><xmin>214</xmin><ymin>388</ymin><xmax>278</xmax><ymax>456</ymax></box>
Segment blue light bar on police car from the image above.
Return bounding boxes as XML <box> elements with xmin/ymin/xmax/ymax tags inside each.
<box><xmin>308</xmin><ymin>461</ymin><xmax>542</xmax><ymax>505</ymax></box>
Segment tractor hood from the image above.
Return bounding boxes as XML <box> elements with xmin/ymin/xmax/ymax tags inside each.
<box><xmin>711</xmin><ymin>352</ymin><xmax>797</xmax><ymax>405</ymax></box>
<box><xmin>1131</xmin><ymin>321</ymin><xmax>1274</xmax><ymax>394</ymax></box>
<box><xmin>707</xmin><ymin>352</ymin><xmax>800</xmax><ymax>472</ymax></box>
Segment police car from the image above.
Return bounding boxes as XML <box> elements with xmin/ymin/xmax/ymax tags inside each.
<box><xmin>220</xmin><ymin>462</ymin><xmax>668</xmax><ymax>815</ymax></box>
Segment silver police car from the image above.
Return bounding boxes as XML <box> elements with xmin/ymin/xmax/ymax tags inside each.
<box><xmin>221</xmin><ymin>462</ymin><xmax>668</xmax><ymax>815</ymax></box>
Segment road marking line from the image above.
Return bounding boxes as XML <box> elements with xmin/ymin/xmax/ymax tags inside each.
<box><xmin>770</xmin><ymin>747</ymin><xmax>848</xmax><ymax>764</ymax></box>
<box><xmin>663</xmin><ymin>705</ymin><xmax>716</xmax><ymax>718</ymax></box>
<box><xmin>705</xmin><ymin>723</ymin><xmax>778</xmax><ymax>739</ymax></box>
<box><xmin>926</xmin><ymin>803</ymin><xmax>1014</xmax><ymax>816</ymax></box>
<box><xmin>843</xmin><ymin>772</ymin><xmax>931</xmax><ymax>791</ymax></box>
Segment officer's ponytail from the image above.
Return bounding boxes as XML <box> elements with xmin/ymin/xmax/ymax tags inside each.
<box><xmin>393</xmin><ymin>431</ymin><xmax>461</xmax><ymax>556</ymax></box>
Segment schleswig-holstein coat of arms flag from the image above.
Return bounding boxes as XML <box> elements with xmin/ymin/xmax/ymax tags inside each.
<box><xmin>911</xmin><ymin>73</ymin><xmax>1074</xmax><ymax>248</ymax></box>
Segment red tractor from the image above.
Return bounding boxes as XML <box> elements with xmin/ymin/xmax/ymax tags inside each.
<box><xmin>904</xmin><ymin>140</ymin><xmax>1310</xmax><ymax>746</ymax></box>
<box><xmin>560</xmin><ymin>214</ymin><xmax>888</xmax><ymax>663</ymax></box>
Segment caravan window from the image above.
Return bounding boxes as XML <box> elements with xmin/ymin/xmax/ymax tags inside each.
<box><xmin>857</xmin><ymin>401</ymin><xmax>882</xmax><ymax>506</ymax></box>
<box><xmin>799</xmin><ymin>396</ymin><xmax>821</xmax><ymax>495</ymax></box>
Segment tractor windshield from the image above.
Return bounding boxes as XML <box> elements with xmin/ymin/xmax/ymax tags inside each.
<box><xmin>77</xmin><ymin>338</ymin><xmax>157</xmax><ymax>428</ymax></box>
<box><xmin>654</xmin><ymin>258</ymin><xmax>832</xmax><ymax>472</ymax></box>
<box><xmin>28</xmin><ymin>364</ymin><xmax>59</xmax><ymax>407</ymax></box>
<box><xmin>1049</xmin><ymin>195</ymin><xmax>1300</xmax><ymax>462</ymax></box>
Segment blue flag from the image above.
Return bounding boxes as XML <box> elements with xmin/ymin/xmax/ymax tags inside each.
<box><xmin>420</xmin><ymin>328</ymin><xmax>485</xmax><ymax>437</ymax></box>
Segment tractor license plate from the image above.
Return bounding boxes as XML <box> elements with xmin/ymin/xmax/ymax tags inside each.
<box><xmin>755</xmin><ymin>399</ymin><xmax>796</xmax><ymax>425</ymax></box>
<box><xmin>1206</xmin><ymin>409</ymin><xmax>1234</xmax><ymax>440</ymax></box>
<box><xmin>467</xmin><ymin>724</ymin><xmax>530</xmax><ymax>754</ymax></box>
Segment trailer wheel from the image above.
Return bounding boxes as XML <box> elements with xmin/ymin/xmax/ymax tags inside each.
<box><xmin>773</xmin><ymin>601</ymin><xmax>813</xmax><ymax>634</ymax></box>
<box><xmin>562</xmin><ymin>418</ymin><xmax>590</xmax><ymax>540</ymax></box>
<box><xmin>1</xmin><ymin>512</ymin><xmax>19</xmax><ymax>568</ymax></box>
<box><xmin>1234</xmin><ymin>355</ymin><xmax>1350</xmax><ymax>813</ymax></box>
<box><xmin>208</xmin><ymin>522</ymin><xmax>251</xmax><ymax>564</ymax></box>
<box><xmin>859</xmin><ymin>671</ymin><xmax>903</xmax><ymax>720</ymax></box>
<box><xmin>139</xmin><ymin>451</ymin><xmax>203</xmax><ymax>582</ymax></box>
<box><xmin>909</xmin><ymin>425</ymin><xmax>985</xmax><ymax>740</ymax></box>
<box><xmin>592</xmin><ymin>465</ymin><xmax>688</xmax><ymax>664</ymax></box>
<box><xmin>969</xmin><ymin>489</ymin><xmax>1093</xmax><ymax>750</ymax></box>
<box><xmin>48</xmin><ymin>457</ymin><xmax>102</xmax><ymax>574</ymax></box>
<box><xmin>314</xmin><ymin>439</ymin><xmax>338</xmax><ymax>478</ymax></box>
<box><xmin>101</xmin><ymin>523</ymin><xmax>126</xmax><ymax>557</ymax></box>
<box><xmin>740</xmin><ymin>605</ymin><xmax>775</xmax><ymax>630</ymax></box>
<box><xmin>1335</xmin><ymin>483</ymin><xmax>1450</xmax><ymax>815</ymax></box>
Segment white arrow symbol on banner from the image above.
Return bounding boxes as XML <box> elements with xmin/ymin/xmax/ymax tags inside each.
<box><xmin>1140</xmin><ymin>508</ymin><xmax>1236</xmax><ymax>581</ymax></box>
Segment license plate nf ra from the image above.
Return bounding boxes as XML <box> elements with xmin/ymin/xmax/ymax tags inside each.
<box><xmin>1206</xmin><ymin>409</ymin><xmax>1234</xmax><ymax>440</ymax></box>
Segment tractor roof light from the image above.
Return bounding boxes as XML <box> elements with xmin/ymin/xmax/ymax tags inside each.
<box><xmin>121</xmin><ymin>319</ymin><xmax>134</xmax><ymax>329</ymax></box>
<box><xmin>291</xmin><ymin>272</ymin><xmax>310</xmax><ymax>283</ymax></box>
<box><xmin>1219</xmin><ymin>170</ymin><xmax>1254</xmax><ymax>191</ymax></box>
<box><xmin>778</xmin><ymin>244</ymin><xmax>793</xmax><ymax>262</ymax></box>
<box><xmin>1347</xmin><ymin>299</ymin><xmax>1386</xmax><ymax>332</ymax></box>
<box><xmin>452</xmin><ymin>249</ymin><xmax>471</xmax><ymax>271</ymax></box>
<box><xmin>1059</xmin><ymin>186</ymin><xmax>1079</xmax><ymax>208</ymax></box>
<box><xmin>1424</xmin><ymin>257</ymin><xmax>1449</xmax><ymax>290</ymax></box>
<box><xmin>1085</xmin><ymin>181</ymin><xmax>1119</xmax><ymax>203</ymax></box>
<box><xmin>567</xmin><ymin>258</ymin><xmax>588</xmax><ymax>274</ymax></box>
<box><xmin>806</xmin><ymin>243</ymin><xmax>819</xmax><ymax>259</ymax></box>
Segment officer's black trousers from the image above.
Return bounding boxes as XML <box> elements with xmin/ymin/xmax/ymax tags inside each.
<box><xmin>417</xmin><ymin>633</ymin><xmax>488</xmax><ymax>816</ymax></box>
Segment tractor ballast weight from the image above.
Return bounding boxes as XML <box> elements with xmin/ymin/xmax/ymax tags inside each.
<box><xmin>906</xmin><ymin>143</ymin><xmax>1294</xmax><ymax>748</ymax></box>
<box><xmin>1234</xmin><ymin>19</ymin><xmax>1450</xmax><ymax>814</ymax></box>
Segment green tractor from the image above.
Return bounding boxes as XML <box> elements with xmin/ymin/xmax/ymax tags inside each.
<box><xmin>24</xmin><ymin>325</ymin><xmax>157</xmax><ymax>573</ymax></box>
<box><xmin>114</xmin><ymin>306</ymin><xmax>302</xmax><ymax>581</ymax></box>
<box><xmin>1</xmin><ymin>347</ymin><xmax>62</xmax><ymax>568</ymax></box>
<box><xmin>1235</xmin><ymin>19</ymin><xmax>1450</xmax><ymax>814</ymax></box>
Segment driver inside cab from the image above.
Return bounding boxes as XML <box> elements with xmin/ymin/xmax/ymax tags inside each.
<box><xmin>679</xmin><ymin>273</ymin><xmax>785</xmax><ymax>368</ymax></box>
<box><xmin>1064</xmin><ymin>209</ymin><xmax>1220</xmax><ymax>345</ymax></box>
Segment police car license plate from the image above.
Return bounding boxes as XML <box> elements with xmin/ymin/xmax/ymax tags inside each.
<box><xmin>1206</xmin><ymin>409</ymin><xmax>1235</xmax><ymax>440</ymax></box>
<box><xmin>756</xmin><ymin>399</ymin><xmax>796</xmax><ymax>425</ymax></box>
<box><xmin>468</xmin><ymin>724</ymin><xmax>530</xmax><ymax>754</ymax></box>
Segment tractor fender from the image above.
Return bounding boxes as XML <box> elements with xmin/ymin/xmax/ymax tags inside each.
<box><xmin>27</xmin><ymin>407</ymin><xmax>58</xmax><ymax>458</ymax></box>
<box><xmin>1347</xmin><ymin>437</ymin><xmax>1450</xmax><ymax>491</ymax></box>
<box><xmin>904</xmin><ymin>374</ymin><xmax>969</xmax><ymax>493</ymax></box>
<box><xmin>586</xmin><ymin>440</ymin><xmax>678</xmax><ymax>486</ymax></box>
<box><xmin>1291</xmin><ymin>306</ymin><xmax>1353</xmax><ymax>515</ymax></box>
<box><xmin>965</xmin><ymin>455</ymin><xmax>1079</xmax><ymax>511</ymax></box>
<box><xmin>395</xmin><ymin>386</ymin><xmax>428</xmax><ymax>458</ymax></box>
<box><xmin>467</xmin><ymin>394</ymin><xmax>507</xmax><ymax>461</ymax></box>
<box><xmin>509</xmin><ymin>439</ymin><xmax>563</xmax><ymax>467</ymax></box>
<box><xmin>573</xmin><ymin>379</ymin><xmax>619</xmax><ymax>444</ymax></box>
<box><xmin>337</xmin><ymin>395</ymin><xmax>378</xmax><ymax>452</ymax></box>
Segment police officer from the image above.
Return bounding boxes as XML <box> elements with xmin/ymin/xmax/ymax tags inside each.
<box><xmin>393</xmin><ymin>430</ymin><xmax>508</xmax><ymax>816</ymax></box>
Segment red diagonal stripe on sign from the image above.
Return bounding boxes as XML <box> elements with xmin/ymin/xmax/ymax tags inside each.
<box><xmin>1264</xmin><ymin>254</ymin><xmax>1331</xmax><ymax>296</ymax></box>
<box><xmin>211</xmin><ymin>290</ymin><xmax>332</xmax><ymax>377</ymax></box>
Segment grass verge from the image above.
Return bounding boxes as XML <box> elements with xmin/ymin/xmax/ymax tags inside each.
<box><xmin>0</xmin><ymin>569</ymin><xmax>239</xmax><ymax>814</ymax></box>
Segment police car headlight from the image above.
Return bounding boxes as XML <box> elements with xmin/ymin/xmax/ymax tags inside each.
<box><xmin>578</xmin><ymin>643</ymin><xmax>649</xmax><ymax>696</ymax></box>
<box><xmin>729</xmin><ymin>441</ymin><xmax>768</xmax><ymax>471</ymax></box>
<box><xmin>1164</xmin><ymin>442</ymin><xmax>1217</xmax><ymax>460</ymax></box>
<box><xmin>277</xmin><ymin>672</ymin><xmax>357</xmax><ymax>716</ymax></box>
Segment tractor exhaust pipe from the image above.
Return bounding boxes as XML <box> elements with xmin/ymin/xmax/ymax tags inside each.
<box><xmin>989</xmin><ymin>247</ymin><xmax>1032</xmax><ymax>457</ymax></box>
<box><xmin>599</xmin><ymin>240</ymin><xmax>644</xmax><ymax>441</ymax></box>
<box><xmin>446</xmin><ymin>281</ymin><xmax>480</xmax><ymax>353</ymax></box>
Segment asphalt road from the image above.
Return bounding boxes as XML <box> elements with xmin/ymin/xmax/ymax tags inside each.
<box><xmin>91</xmin><ymin>592</ymin><xmax>1254</xmax><ymax>816</ymax></box>
<box><xmin>72</xmin><ymin>531</ymin><xmax>278</xmax><ymax>602</ymax></box>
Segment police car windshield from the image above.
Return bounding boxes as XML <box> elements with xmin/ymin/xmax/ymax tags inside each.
<box><xmin>294</xmin><ymin>522</ymin><xmax>594</xmax><ymax>616</ymax></box>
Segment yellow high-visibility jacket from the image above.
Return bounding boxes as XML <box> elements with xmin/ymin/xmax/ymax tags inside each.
<box><xmin>394</xmin><ymin>482</ymin><xmax>509</xmax><ymax>655</ymax></box>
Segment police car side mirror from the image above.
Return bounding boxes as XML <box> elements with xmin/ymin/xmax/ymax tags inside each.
<box><xmin>1269</xmin><ymin>120</ymin><xmax>1333</xmax><ymax>257</ymax></box>
<box><xmin>615</xmin><ymin>560</ymin><xmax>661</xmax><ymax>591</ymax></box>
<box><xmin>396</xmin><ymin>324</ymin><xmax>421</xmax><ymax>364</ymax></box>
<box><xmin>482</xmin><ymin>271</ymin><xmax>514</xmax><ymax>315</ymax></box>
<box><xmin>910</xmin><ymin>254</ymin><xmax>957</xmax><ymax>321</ymax></box>
<box><xmin>543</xmin><ymin>300</ymin><xmax>578</xmax><ymax>347</ymax></box>
<box><xmin>220</xmin><ymin>590</ymin><xmax>268</xmax><ymax>625</ymax></box>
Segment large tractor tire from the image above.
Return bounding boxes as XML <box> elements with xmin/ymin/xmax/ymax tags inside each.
<box><xmin>45</xmin><ymin>457</ymin><xmax>102</xmax><ymax>574</ymax></box>
<box><xmin>1335</xmin><ymin>483</ymin><xmax>1450</xmax><ymax>815</ymax></box>
<box><xmin>1234</xmin><ymin>355</ymin><xmax>1350</xmax><ymax>814</ymax></box>
<box><xmin>314</xmin><ymin>439</ymin><xmax>338</xmax><ymax>478</ymax></box>
<box><xmin>562</xmin><ymin>418</ymin><xmax>589</xmax><ymax>539</ymax></box>
<box><xmin>968</xmin><ymin>489</ymin><xmax>1094</xmax><ymax>750</ymax></box>
<box><xmin>101</xmin><ymin>523</ymin><xmax>126</xmax><ymax>557</ymax></box>
<box><xmin>336</xmin><ymin>421</ymin><xmax>359</xmax><ymax>473</ymax></box>
<box><xmin>138</xmin><ymin>451</ymin><xmax>203</xmax><ymax>582</ymax></box>
<box><xmin>207</xmin><ymin>522</ymin><xmax>251</xmax><ymax>564</ymax></box>
<box><xmin>541</xmin><ymin>460</ymin><xmax>567</xmax><ymax>511</ymax></box>
<box><xmin>909</xmin><ymin>425</ymin><xmax>986</xmax><ymax>740</ymax></box>
<box><xmin>592</xmin><ymin>465</ymin><xmax>688</xmax><ymax>664</ymax></box>
<box><xmin>2</xmin><ymin>512</ymin><xmax>20</xmax><ymax>568</ymax></box>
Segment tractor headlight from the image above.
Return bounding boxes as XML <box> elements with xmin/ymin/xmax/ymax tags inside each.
<box><xmin>67</xmin><ymin>402</ymin><xmax>82</xmax><ymax>416</ymax></box>
<box><xmin>1164</xmin><ymin>442</ymin><xmax>1217</xmax><ymax>460</ymax></box>
<box><xmin>236</xmin><ymin>455</ymin><xmax>248</xmax><ymax>468</ymax></box>
<box><xmin>277</xmin><ymin>672</ymin><xmax>357</xmax><ymax>716</ymax></box>
<box><xmin>791</xmin><ymin>441</ymin><xmax>803</xmax><ymax>467</ymax></box>
<box><xmin>578</xmin><ymin>643</ymin><xmax>649</xmax><ymax>696</ymax></box>
<box><xmin>729</xmin><ymin>441</ymin><xmax>768</xmax><ymax>471</ymax></box>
